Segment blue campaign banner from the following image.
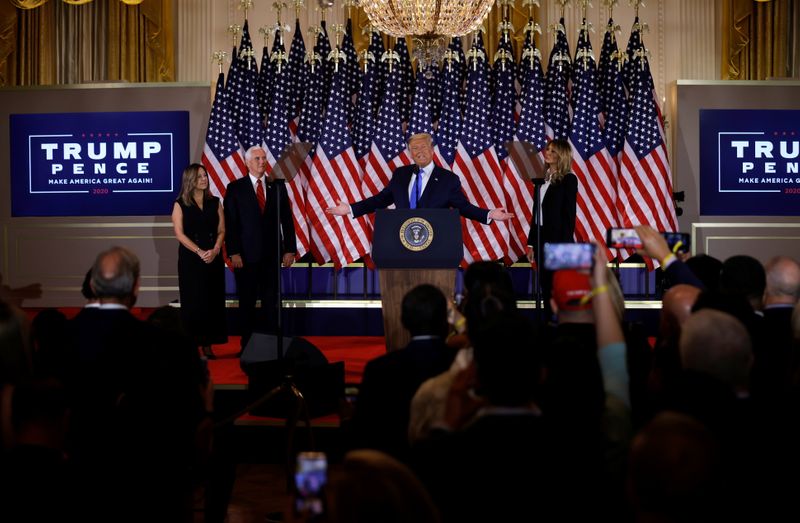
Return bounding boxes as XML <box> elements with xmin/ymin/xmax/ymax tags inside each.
<box><xmin>10</xmin><ymin>111</ymin><xmax>189</xmax><ymax>216</ymax></box>
<box><xmin>699</xmin><ymin>109</ymin><xmax>800</xmax><ymax>216</ymax></box>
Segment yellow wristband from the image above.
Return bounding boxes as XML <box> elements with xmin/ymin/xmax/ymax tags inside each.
<box><xmin>660</xmin><ymin>253</ymin><xmax>676</xmax><ymax>268</ymax></box>
<box><xmin>579</xmin><ymin>284</ymin><xmax>608</xmax><ymax>305</ymax></box>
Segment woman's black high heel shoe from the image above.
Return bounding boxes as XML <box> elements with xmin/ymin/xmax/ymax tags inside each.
<box><xmin>201</xmin><ymin>345</ymin><xmax>217</xmax><ymax>360</ymax></box>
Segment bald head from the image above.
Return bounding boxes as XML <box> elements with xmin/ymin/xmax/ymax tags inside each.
<box><xmin>660</xmin><ymin>284</ymin><xmax>702</xmax><ymax>339</ymax></box>
<box><xmin>90</xmin><ymin>246</ymin><xmax>140</xmax><ymax>306</ymax></box>
<box><xmin>764</xmin><ymin>256</ymin><xmax>800</xmax><ymax>306</ymax></box>
<box><xmin>679</xmin><ymin>309</ymin><xmax>752</xmax><ymax>391</ymax></box>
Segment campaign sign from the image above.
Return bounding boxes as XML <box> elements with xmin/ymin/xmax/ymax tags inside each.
<box><xmin>10</xmin><ymin>111</ymin><xmax>189</xmax><ymax>216</ymax></box>
<box><xmin>699</xmin><ymin>109</ymin><xmax>800</xmax><ymax>216</ymax></box>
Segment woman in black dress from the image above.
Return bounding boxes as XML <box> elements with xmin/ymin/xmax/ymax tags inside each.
<box><xmin>171</xmin><ymin>164</ymin><xmax>227</xmax><ymax>358</ymax></box>
<box><xmin>526</xmin><ymin>139</ymin><xmax>579</xmax><ymax>321</ymax></box>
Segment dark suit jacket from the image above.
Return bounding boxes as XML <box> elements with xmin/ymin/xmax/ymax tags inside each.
<box><xmin>527</xmin><ymin>172</ymin><xmax>578</xmax><ymax>252</ymax></box>
<box><xmin>352</xmin><ymin>337</ymin><xmax>457</xmax><ymax>461</ymax></box>
<box><xmin>62</xmin><ymin>307</ymin><xmax>205</xmax><ymax>521</ymax></box>
<box><xmin>223</xmin><ymin>176</ymin><xmax>297</xmax><ymax>264</ymax></box>
<box><xmin>350</xmin><ymin>164</ymin><xmax>489</xmax><ymax>223</ymax></box>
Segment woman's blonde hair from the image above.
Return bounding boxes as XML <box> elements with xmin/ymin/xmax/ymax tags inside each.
<box><xmin>179</xmin><ymin>163</ymin><xmax>209</xmax><ymax>206</ymax></box>
<box><xmin>547</xmin><ymin>139</ymin><xmax>573</xmax><ymax>183</ymax></box>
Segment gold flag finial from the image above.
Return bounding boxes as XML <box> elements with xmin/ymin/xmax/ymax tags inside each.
<box><xmin>555</xmin><ymin>0</ymin><xmax>571</xmax><ymax>18</ymax></box>
<box><xmin>239</xmin><ymin>47</ymin><xmax>256</xmax><ymax>70</ymax></box>
<box><xmin>522</xmin><ymin>46</ymin><xmax>542</xmax><ymax>70</ymax></box>
<box><xmin>238</xmin><ymin>0</ymin><xmax>254</xmax><ymax>20</ymax></box>
<box><xmin>305</xmin><ymin>50</ymin><xmax>321</xmax><ymax>73</ymax></box>
<box><xmin>359</xmin><ymin>49</ymin><xmax>375</xmax><ymax>73</ymax></box>
<box><xmin>443</xmin><ymin>48</ymin><xmax>460</xmax><ymax>73</ymax></box>
<box><xmin>258</xmin><ymin>26</ymin><xmax>270</xmax><ymax>47</ymax></box>
<box><xmin>629</xmin><ymin>0</ymin><xmax>645</xmax><ymax>18</ymax></box>
<box><xmin>633</xmin><ymin>47</ymin><xmax>650</xmax><ymax>70</ymax></box>
<box><xmin>494</xmin><ymin>48</ymin><xmax>512</xmax><ymax>72</ymax></box>
<box><xmin>328</xmin><ymin>47</ymin><xmax>346</xmax><ymax>73</ymax></box>
<box><xmin>331</xmin><ymin>23</ymin><xmax>345</xmax><ymax>47</ymax></box>
<box><xmin>293</xmin><ymin>0</ymin><xmax>304</xmax><ymax>19</ymax></box>
<box><xmin>381</xmin><ymin>49</ymin><xmax>400</xmax><ymax>73</ymax></box>
<box><xmin>610</xmin><ymin>49</ymin><xmax>627</xmax><ymax>72</ymax></box>
<box><xmin>212</xmin><ymin>50</ymin><xmax>228</xmax><ymax>73</ymax></box>
<box><xmin>497</xmin><ymin>20</ymin><xmax>515</xmax><ymax>43</ymax></box>
<box><xmin>466</xmin><ymin>47</ymin><xmax>485</xmax><ymax>71</ymax></box>
<box><xmin>576</xmin><ymin>48</ymin><xmax>594</xmax><ymax>70</ymax></box>
<box><xmin>227</xmin><ymin>24</ymin><xmax>242</xmax><ymax>49</ymax></box>
<box><xmin>271</xmin><ymin>49</ymin><xmax>289</xmax><ymax>73</ymax></box>
<box><xmin>343</xmin><ymin>0</ymin><xmax>358</xmax><ymax>19</ymax></box>
<box><xmin>522</xmin><ymin>0</ymin><xmax>540</xmax><ymax>18</ymax></box>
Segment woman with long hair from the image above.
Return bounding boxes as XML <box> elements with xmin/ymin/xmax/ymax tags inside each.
<box><xmin>526</xmin><ymin>139</ymin><xmax>579</xmax><ymax>321</ymax></box>
<box><xmin>171</xmin><ymin>164</ymin><xmax>227</xmax><ymax>358</ymax></box>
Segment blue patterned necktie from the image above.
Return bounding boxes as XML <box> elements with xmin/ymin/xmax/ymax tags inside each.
<box><xmin>410</xmin><ymin>169</ymin><xmax>423</xmax><ymax>209</ymax></box>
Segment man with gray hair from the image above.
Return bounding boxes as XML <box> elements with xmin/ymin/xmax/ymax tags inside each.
<box><xmin>62</xmin><ymin>245</ymin><xmax>207</xmax><ymax>522</ymax></box>
<box><xmin>757</xmin><ymin>256</ymin><xmax>800</xmax><ymax>396</ymax></box>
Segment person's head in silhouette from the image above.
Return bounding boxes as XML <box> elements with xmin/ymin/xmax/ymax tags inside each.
<box><xmin>719</xmin><ymin>255</ymin><xmax>766</xmax><ymax>312</ymax></box>
<box><xmin>324</xmin><ymin>449</ymin><xmax>440</xmax><ymax>523</ymax></box>
<box><xmin>627</xmin><ymin>411</ymin><xmax>721</xmax><ymax>522</ymax></box>
<box><xmin>90</xmin><ymin>246</ymin><xmax>140</xmax><ymax>308</ymax></box>
<box><xmin>401</xmin><ymin>284</ymin><xmax>449</xmax><ymax>339</ymax></box>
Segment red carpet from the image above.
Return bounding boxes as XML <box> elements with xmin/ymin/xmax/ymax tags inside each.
<box><xmin>208</xmin><ymin>336</ymin><xmax>386</xmax><ymax>387</ymax></box>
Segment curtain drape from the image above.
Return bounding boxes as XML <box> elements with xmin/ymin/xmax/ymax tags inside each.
<box><xmin>722</xmin><ymin>0</ymin><xmax>792</xmax><ymax>80</ymax></box>
<box><xmin>0</xmin><ymin>0</ymin><xmax>173</xmax><ymax>86</ymax></box>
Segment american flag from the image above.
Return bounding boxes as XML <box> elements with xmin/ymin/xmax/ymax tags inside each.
<box><xmin>407</xmin><ymin>67</ymin><xmax>433</xmax><ymax>137</ymax></box>
<box><xmin>569</xmin><ymin>29</ymin><xmax>618</xmax><ymax>259</ymax></box>
<box><xmin>597</xmin><ymin>18</ymin><xmax>618</xmax><ymax>120</ymax></box>
<box><xmin>433</xmin><ymin>37</ymin><xmax>465</xmax><ymax>167</ymax></box>
<box><xmin>230</xmin><ymin>21</ymin><xmax>263</xmax><ymax>151</ymax></box>
<box><xmin>452</xmin><ymin>33</ymin><xmax>508</xmax><ymax>263</ymax></box>
<box><xmin>352</xmin><ymin>62</ymin><xmax>379</xmax><ymax>163</ymax></box>
<box><xmin>262</xmin><ymin>30</ymin><xmax>310</xmax><ymax>260</ymax></box>
<box><xmin>286</xmin><ymin>18</ymin><xmax>307</xmax><ymax>122</ymax></box>
<box><xmin>426</xmin><ymin>63</ymin><xmax>442</xmax><ymax>124</ymax></box>
<box><xmin>493</xmin><ymin>38</ymin><xmax>529</xmax><ymax>262</ymax></box>
<box><xmin>256</xmin><ymin>35</ymin><xmax>274</xmax><ymax>125</ymax></box>
<box><xmin>510</xmin><ymin>33</ymin><xmax>546</xmax><ymax>265</ymax></box>
<box><xmin>361</xmin><ymin>64</ymin><xmax>410</xmax><ymax>223</ymax></box>
<box><xmin>202</xmin><ymin>72</ymin><xmax>246</xmax><ymax>198</ymax></box>
<box><xmin>306</xmin><ymin>68</ymin><xmax>371</xmax><ymax>268</ymax></box>
<box><xmin>394</xmin><ymin>37</ymin><xmax>415</xmax><ymax>123</ymax></box>
<box><xmin>601</xmin><ymin>19</ymin><xmax>629</xmax><ymax>158</ymax></box>
<box><xmin>519</xmin><ymin>22</ymin><xmax>545</xmax><ymax>103</ymax></box>
<box><xmin>366</xmin><ymin>28</ymin><xmax>388</xmax><ymax>110</ymax></box>
<box><xmin>544</xmin><ymin>18</ymin><xmax>572</xmax><ymax>140</ymax></box>
<box><xmin>296</xmin><ymin>38</ymin><xmax>330</xmax><ymax>264</ymax></box>
<box><xmin>617</xmin><ymin>61</ymin><xmax>678</xmax><ymax>238</ymax></box>
<box><xmin>341</xmin><ymin>18</ymin><xmax>361</xmax><ymax>125</ymax></box>
<box><xmin>316</xmin><ymin>21</ymin><xmax>334</xmax><ymax>114</ymax></box>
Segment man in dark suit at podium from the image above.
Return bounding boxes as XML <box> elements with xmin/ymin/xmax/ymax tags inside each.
<box><xmin>326</xmin><ymin>133</ymin><xmax>514</xmax><ymax>222</ymax></box>
<box><xmin>224</xmin><ymin>145</ymin><xmax>296</xmax><ymax>349</ymax></box>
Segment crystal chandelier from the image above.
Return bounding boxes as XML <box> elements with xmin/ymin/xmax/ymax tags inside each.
<box><xmin>360</xmin><ymin>0</ymin><xmax>496</xmax><ymax>70</ymax></box>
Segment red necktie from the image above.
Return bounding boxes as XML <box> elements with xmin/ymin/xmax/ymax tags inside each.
<box><xmin>256</xmin><ymin>179</ymin><xmax>266</xmax><ymax>214</ymax></box>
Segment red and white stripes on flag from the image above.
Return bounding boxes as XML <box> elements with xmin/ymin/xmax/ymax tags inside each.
<box><xmin>306</xmin><ymin>146</ymin><xmax>371</xmax><ymax>268</ymax></box>
<box><xmin>617</xmin><ymin>65</ymin><xmax>678</xmax><ymax>237</ymax></box>
<box><xmin>452</xmin><ymin>143</ymin><xmax>509</xmax><ymax>263</ymax></box>
<box><xmin>202</xmin><ymin>73</ymin><xmax>246</xmax><ymax>198</ymax></box>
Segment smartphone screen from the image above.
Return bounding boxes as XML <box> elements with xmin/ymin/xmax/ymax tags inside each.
<box><xmin>606</xmin><ymin>227</ymin><xmax>643</xmax><ymax>249</ymax></box>
<box><xmin>294</xmin><ymin>452</ymin><xmax>327</xmax><ymax>519</ymax></box>
<box><xmin>543</xmin><ymin>243</ymin><xmax>596</xmax><ymax>271</ymax></box>
<box><xmin>662</xmin><ymin>232</ymin><xmax>691</xmax><ymax>254</ymax></box>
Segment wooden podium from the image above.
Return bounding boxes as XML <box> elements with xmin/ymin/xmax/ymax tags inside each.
<box><xmin>372</xmin><ymin>209</ymin><xmax>463</xmax><ymax>352</ymax></box>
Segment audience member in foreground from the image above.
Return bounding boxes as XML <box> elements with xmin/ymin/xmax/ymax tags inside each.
<box><xmin>351</xmin><ymin>284</ymin><xmax>457</xmax><ymax>462</ymax></box>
